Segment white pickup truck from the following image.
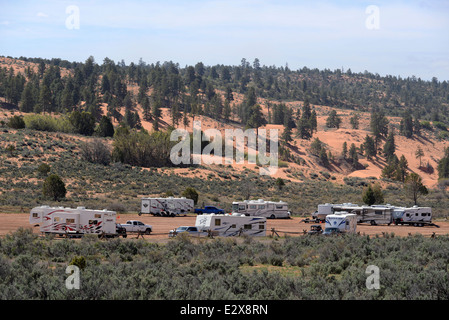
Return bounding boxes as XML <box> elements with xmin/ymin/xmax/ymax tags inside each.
<box><xmin>122</xmin><ymin>220</ymin><xmax>153</xmax><ymax>234</ymax></box>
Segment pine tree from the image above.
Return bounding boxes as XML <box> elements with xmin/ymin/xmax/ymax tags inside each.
<box><xmin>362</xmin><ymin>184</ymin><xmax>376</xmax><ymax>205</ymax></box>
<box><xmin>363</xmin><ymin>135</ymin><xmax>377</xmax><ymax>160</ymax></box>
<box><xmin>415</xmin><ymin>146</ymin><xmax>424</xmax><ymax>167</ymax></box>
<box><xmin>19</xmin><ymin>82</ymin><xmax>35</xmax><ymax>112</ymax></box>
<box><xmin>342</xmin><ymin>141</ymin><xmax>348</xmax><ymax>159</ymax></box>
<box><xmin>326</xmin><ymin>110</ymin><xmax>342</xmax><ymax>129</ymax></box>
<box><xmin>281</xmin><ymin>124</ymin><xmax>293</xmax><ymax>146</ymax></box>
<box><xmin>404</xmin><ymin>173</ymin><xmax>428</xmax><ymax>205</ymax></box>
<box><xmin>42</xmin><ymin>174</ymin><xmax>66</xmax><ymax>201</ymax></box>
<box><xmin>38</xmin><ymin>84</ymin><xmax>52</xmax><ymax>114</ymax></box>
<box><xmin>383</xmin><ymin>130</ymin><xmax>396</xmax><ymax>161</ymax></box>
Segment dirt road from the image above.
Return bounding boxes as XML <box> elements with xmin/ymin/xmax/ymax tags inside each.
<box><xmin>1</xmin><ymin>213</ymin><xmax>448</xmax><ymax>240</ymax></box>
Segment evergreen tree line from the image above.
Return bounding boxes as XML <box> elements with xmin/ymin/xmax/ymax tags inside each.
<box><xmin>1</xmin><ymin>55</ymin><xmax>448</xmax><ymax>132</ymax></box>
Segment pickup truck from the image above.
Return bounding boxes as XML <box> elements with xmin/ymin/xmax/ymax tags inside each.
<box><xmin>194</xmin><ymin>206</ymin><xmax>225</xmax><ymax>215</ymax></box>
<box><xmin>169</xmin><ymin>226</ymin><xmax>208</xmax><ymax>238</ymax></box>
<box><xmin>121</xmin><ymin>220</ymin><xmax>152</xmax><ymax>235</ymax></box>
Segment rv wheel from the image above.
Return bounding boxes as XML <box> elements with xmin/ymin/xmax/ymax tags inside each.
<box><xmin>269</xmin><ymin>214</ymin><xmax>275</xmax><ymax>219</ymax></box>
<box><xmin>145</xmin><ymin>229</ymin><xmax>151</xmax><ymax>235</ymax></box>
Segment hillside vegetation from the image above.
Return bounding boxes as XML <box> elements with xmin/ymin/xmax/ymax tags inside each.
<box><xmin>1</xmin><ymin>55</ymin><xmax>449</xmax><ymax>216</ymax></box>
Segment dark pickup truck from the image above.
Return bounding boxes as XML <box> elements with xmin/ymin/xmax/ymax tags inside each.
<box><xmin>194</xmin><ymin>206</ymin><xmax>225</xmax><ymax>215</ymax></box>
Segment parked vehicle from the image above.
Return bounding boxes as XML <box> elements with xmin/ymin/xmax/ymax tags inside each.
<box><xmin>116</xmin><ymin>223</ymin><xmax>127</xmax><ymax>238</ymax></box>
<box><xmin>29</xmin><ymin>205</ymin><xmax>120</xmax><ymax>238</ymax></box>
<box><xmin>168</xmin><ymin>226</ymin><xmax>208</xmax><ymax>238</ymax></box>
<box><xmin>140</xmin><ymin>197</ymin><xmax>194</xmax><ymax>216</ymax></box>
<box><xmin>121</xmin><ymin>220</ymin><xmax>152</xmax><ymax>234</ymax></box>
<box><xmin>231</xmin><ymin>199</ymin><xmax>290</xmax><ymax>219</ymax></box>
<box><xmin>194</xmin><ymin>206</ymin><xmax>225</xmax><ymax>215</ymax></box>
<box><xmin>392</xmin><ymin>206</ymin><xmax>435</xmax><ymax>227</ymax></box>
<box><xmin>323</xmin><ymin>213</ymin><xmax>357</xmax><ymax>235</ymax></box>
<box><xmin>308</xmin><ymin>225</ymin><xmax>323</xmax><ymax>235</ymax></box>
<box><xmin>195</xmin><ymin>213</ymin><xmax>267</xmax><ymax>237</ymax></box>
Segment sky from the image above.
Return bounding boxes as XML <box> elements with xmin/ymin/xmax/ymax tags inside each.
<box><xmin>1</xmin><ymin>0</ymin><xmax>448</xmax><ymax>81</ymax></box>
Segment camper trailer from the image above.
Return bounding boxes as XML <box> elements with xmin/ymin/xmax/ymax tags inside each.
<box><xmin>140</xmin><ymin>197</ymin><xmax>194</xmax><ymax>216</ymax></box>
<box><xmin>392</xmin><ymin>206</ymin><xmax>432</xmax><ymax>226</ymax></box>
<box><xmin>195</xmin><ymin>213</ymin><xmax>267</xmax><ymax>237</ymax></box>
<box><xmin>323</xmin><ymin>213</ymin><xmax>357</xmax><ymax>235</ymax></box>
<box><xmin>231</xmin><ymin>199</ymin><xmax>290</xmax><ymax>219</ymax></box>
<box><xmin>29</xmin><ymin>206</ymin><xmax>120</xmax><ymax>237</ymax></box>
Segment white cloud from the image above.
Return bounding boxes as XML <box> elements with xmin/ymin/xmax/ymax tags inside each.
<box><xmin>36</xmin><ymin>12</ymin><xmax>49</xmax><ymax>18</ymax></box>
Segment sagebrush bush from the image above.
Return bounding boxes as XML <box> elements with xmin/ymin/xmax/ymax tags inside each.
<box><xmin>1</xmin><ymin>228</ymin><xmax>449</xmax><ymax>300</ymax></box>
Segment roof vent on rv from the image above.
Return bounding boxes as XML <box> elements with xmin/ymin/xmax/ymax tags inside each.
<box><xmin>77</xmin><ymin>206</ymin><xmax>85</xmax><ymax>210</ymax></box>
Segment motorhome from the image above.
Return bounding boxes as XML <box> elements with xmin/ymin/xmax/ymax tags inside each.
<box><xmin>195</xmin><ymin>213</ymin><xmax>267</xmax><ymax>237</ymax></box>
<box><xmin>29</xmin><ymin>206</ymin><xmax>119</xmax><ymax>237</ymax></box>
<box><xmin>231</xmin><ymin>199</ymin><xmax>290</xmax><ymax>219</ymax></box>
<box><xmin>392</xmin><ymin>206</ymin><xmax>432</xmax><ymax>226</ymax></box>
<box><xmin>140</xmin><ymin>197</ymin><xmax>194</xmax><ymax>216</ymax></box>
<box><xmin>323</xmin><ymin>213</ymin><xmax>357</xmax><ymax>235</ymax></box>
<box><xmin>314</xmin><ymin>203</ymin><xmax>392</xmax><ymax>225</ymax></box>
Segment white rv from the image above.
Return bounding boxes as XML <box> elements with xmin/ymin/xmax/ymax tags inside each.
<box><xmin>195</xmin><ymin>213</ymin><xmax>267</xmax><ymax>237</ymax></box>
<box><xmin>231</xmin><ymin>199</ymin><xmax>290</xmax><ymax>219</ymax></box>
<box><xmin>392</xmin><ymin>206</ymin><xmax>432</xmax><ymax>226</ymax></box>
<box><xmin>29</xmin><ymin>206</ymin><xmax>119</xmax><ymax>237</ymax></box>
<box><xmin>140</xmin><ymin>197</ymin><xmax>194</xmax><ymax>216</ymax></box>
<box><xmin>323</xmin><ymin>213</ymin><xmax>357</xmax><ymax>235</ymax></box>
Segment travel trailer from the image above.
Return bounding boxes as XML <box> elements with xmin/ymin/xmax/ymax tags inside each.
<box><xmin>140</xmin><ymin>197</ymin><xmax>194</xmax><ymax>216</ymax></box>
<box><xmin>392</xmin><ymin>206</ymin><xmax>432</xmax><ymax>226</ymax></box>
<box><xmin>323</xmin><ymin>213</ymin><xmax>357</xmax><ymax>235</ymax></box>
<box><xmin>29</xmin><ymin>206</ymin><xmax>120</xmax><ymax>237</ymax></box>
<box><xmin>195</xmin><ymin>213</ymin><xmax>267</xmax><ymax>237</ymax></box>
<box><xmin>231</xmin><ymin>199</ymin><xmax>290</xmax><ymax>219</ymax></box>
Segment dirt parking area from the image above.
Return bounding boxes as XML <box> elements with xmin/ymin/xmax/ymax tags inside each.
<box><xmin>1</xmin><ymin>213</ymin><xmax>448</xmax><ymax>240</ymax></box>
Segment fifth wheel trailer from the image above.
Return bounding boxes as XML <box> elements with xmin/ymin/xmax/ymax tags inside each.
<box><xmin>140</xmin><ymin>197</ymin><xmax>194</xmax><ymax>216</ymax></box>
<box><xmin>29</xmin><ymin>205</ymin><xmax>120</xmax><ymax>237</ymax></box>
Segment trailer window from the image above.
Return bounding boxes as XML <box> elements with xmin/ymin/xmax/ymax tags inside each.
<box><xmin>215</xmin><ymin>219</ymin><xmax>221</xmax><ymax>226</ymax></box>
<box><xmin>95</xmin><ymin>214</ymin><xmax>101</xmax><ymax>218</ymax></box>
<box><xmin>375</xmin><ymin>210</ymin><xmax>383</xmax><ymax>215</ymax></box>
<box><xmin>32</xmin><ymin>213</ymin><xmax>39</xmax><ymax>218</ymax></box>
<box><xmin>54</xmin><ymin>217</ymin><xmax>60</xmax><ymax>222</ymax></box>
<box><xmin>231</xmin><ymin>224</ymin><xmax>236</xmax><ymax>228</ymax></box>
<box><xmin>249</xmin><ymin>205</ymin><xmax>257</xmax><ymax>209</ymax></box>
<box><xmin>259</xmin><ymin>223</ymin><xmax>265</xmax><ymax>230</ymax></box>
<box><xmin>244</xmin><ymin>224</ymin><xmax>252</xmax><ymax>230</ymax></box>
<box><xmin>89</xmin><ymin>220</ymin><xmax>98</xmax><ymax>225</ymax></box>
<box><xmin>258</xmin><ymin>205</ymin><xmax>265</xmax><ymax>209</ymax></box>
<box><xmin>66</xmin><ymin>219</ymin><xmax>75</xmax><ymax>224</ymax></box>
<box><xmin>276</xmin><ymin>205</ymin><xmax>284</xmax><ymax>209</ymax></box>
<box><xmin>238</xmin><ymin>205</ymin><xmax>246</xmax><ymax>211</ymax></box>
